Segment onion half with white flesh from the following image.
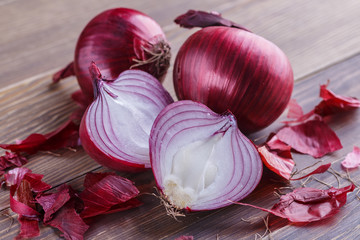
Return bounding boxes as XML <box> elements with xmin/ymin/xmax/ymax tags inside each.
<box><xmin>80</xmin><ymin>63</ymin><xmax>173</xmax><ymax>172</ymax></box>
<box><xmin>150</xmin><ymin>100</ymin><xmax>263</xmax><ymax>211</ymax></box>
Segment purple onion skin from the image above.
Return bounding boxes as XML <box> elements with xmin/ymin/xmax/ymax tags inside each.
<box><xmin>75</xmin><ymin>8</ymin><xmax>170</xmax><ymax>101</ymax></box>
<box><xmin>174</xmin><ymin>26</ymin><xmax>294</xmax><ymax>134</ymax></box>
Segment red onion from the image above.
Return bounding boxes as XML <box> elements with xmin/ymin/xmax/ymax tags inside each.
<box><xmin>54</xmin><ymin>8</ymin><xmax>171</xmax><ymax>102</ymax></box>
<box><xmin>80</xmin><ymin>63</ymin><xmax>173</xmax><ymax>172</ymax></box>
<box><xmin>173</xmin><ymin>10</ymin><xmax>294</xmax><ymax>134</ymax></box>
<box><xmin>150</xmin><ymin>100</ymin><xmax>262</xmax><ymax>211</ymax></box>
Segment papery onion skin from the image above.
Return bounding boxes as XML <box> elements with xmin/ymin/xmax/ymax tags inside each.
<box><xmin>173</xmin><ymin>11</ymin><xmax>294</xmax><ymax>134</ymax></box>
<box><xmin>80</xmin><ymin>63</ymin><xmax>173</xmax><ymax>172</ymax></box>
<box><xmin>150</xmin><ymin>100</ymin><xmax>263</xmax><ymax>211</ymax></box>
<box><xmin>56</xmin><ymin>8</ymin><xmax>171</xmax><ymax>102</ymax></box>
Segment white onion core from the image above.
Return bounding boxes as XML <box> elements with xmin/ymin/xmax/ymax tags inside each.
<box><xmin>163</xmin><ymin>133</ymin><xmax>221</xmax><ymax>208</ymax></box>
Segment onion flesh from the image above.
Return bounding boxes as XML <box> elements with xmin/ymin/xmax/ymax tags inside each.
<box><xmin>80</xmin><ymin>63</ymin><xmax>173</xmax><ymax>172</ymax></box>
<box><xmin>150</xmin><ymin>100</ymin><xmax>263</xmax><ymax>211</ymax></box>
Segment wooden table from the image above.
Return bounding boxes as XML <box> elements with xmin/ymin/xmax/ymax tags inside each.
<box><xmin>1</xmin><ymin>0</ymin><xmax>360</xmax><ymax>239</ymax></box>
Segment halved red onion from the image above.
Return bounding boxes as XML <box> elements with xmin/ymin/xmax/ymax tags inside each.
<box><xmin>150</xmin><ymin>100</ymin><xmax>263</xmax><ymax>211</ymax></box>
<box><xmin>80</xmin><ymin>63</ymin><xmax>173</xmax><ymax>172</ymax></box>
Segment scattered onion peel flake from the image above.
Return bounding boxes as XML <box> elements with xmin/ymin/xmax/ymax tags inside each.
<box><xmin>286</xmin><ymin>99</ymin><xmax>304</xmax><ymax>120</ymax></box>
<box><xmin>174</xmin><ymin>9</ymin><xmax>250</xmax><ymax>31</ymax></box>
<box><xmin>265</xmin><ymin>134</ymin><xmax>291</xmax><ymax>153</ymax></box>
<box><xmin>233</xmin><ymin>184</ymin><xmax>355</xmax><ymax>223</ymax></box>
<box><xmin>314</xmin><ymin>81</ymin><xmax>360</xmax><ymax>116</ymax></box>
<box><xmin>276</xmin><ymin>119</ymin><xmax>342</xmax><ymax>158</ymax></box>
<box><xmin>79</xmin><ymin>172</ymin><xmax>142</xmax><ymax>219</ymax></box>
<box><xmin>258</xmin><ymin>134</ymin><xmax>294</xmax><ymax>180</ymax></box>
<box><xmin>258</xmin><ymin>145</ymin><xmax>294</xmax><ymax>180</ymax></box>
<box><xmin>290</xmin><ymin>163</ymin><xmax>331</xmax><ymax>181</ymax></box>
<box><xmin>4</xmin><ymin>168</ymin><xmax>51</xmax><ymax>239</ymax></box>
<box><xmin>284</xmin><ymin>81</ymin><xmax>360</xmax><ymax>124</ymax></box>
<box><xmin>0</xmin><ymin>152</ymin><xmax>27</xmax><ymax>176</ymax></box>
<box><xmin>0</xmin><ymin>119</ymin><xmax>80</xmax><ymax>155</ymax></box>
<box><xmin>282</xmin><ymin>98</ymin><xmax>315</xmax><ymax>124</ymax></box>
<box><xmin>36</xmin><ymin>184</ymin><xmax>88</xmax><ymax>240</ymax></box>
<box><xmin>341</xmin><ymin>146</ymin><xmax>360</xmax><ymax>170</ymax></box>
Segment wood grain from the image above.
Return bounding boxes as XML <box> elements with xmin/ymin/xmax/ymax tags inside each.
<box><xmin>0</xmin><ymin>53</ymin><xmax>359</xmax><ymax>240</ymax></box>
<box><xmin>2</xmin><ymin>0</ymin><xmax>360</xmax><ymax>88</ymax></box>
<box><xmin>1</xmin><ymin>0</ymin><xmax>360</xmax><ymax>239</ymax></box>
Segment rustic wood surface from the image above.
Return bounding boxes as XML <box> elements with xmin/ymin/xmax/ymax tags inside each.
<box><xmin>0</xmin><ymin>0</ymin><xmax>360</xmax><ymax>239</ymax></box>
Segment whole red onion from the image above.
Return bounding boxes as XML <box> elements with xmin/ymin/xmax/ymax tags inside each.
<box><xmin>173</xmin><ymin>10</ymin><xmax>294</xmax><ymax>134</ymax></box>
<box><xmin>54</xmin><ymin>8</ymin><xmax>171</xmax><ymax>102</ymax></box>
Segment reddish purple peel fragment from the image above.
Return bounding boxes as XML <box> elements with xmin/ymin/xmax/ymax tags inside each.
<box><xmin>341</xmin><ymin>146</ymin><xmax>360</xmax><ymax>169</ymax></box>
<box><xmin>314</xmin><ymin>82</ymin><xmax>360</xmax><ymax>116</ymax></box>
<box><xmin>277</xmin><ymin>119</ymin><xmax>342</xmax><ymax>158</ymax></box>
<box><xmin>0</xmin><ymin>120</ymin><xmax>80</xmax><ymax>155</ymax></box>
<box><xmin>234</xmin><ymin>184</ymin><xmax>355</xmax><ymax>223</ymax></box>
<box><xmin>4</xmin><ymin>168</ymin><xmax>51</xmax><ymax>239</ymax></box>
<box><xmin>0</xmin><ymin>152</ymin><xmax>27</xmax><ymax>175</ymax></box>
<box><xmin>258</xmin><ymin>145</ymin><xmax>294</xmax><ymax>180</ymax></box>
<box><xmin>80</xmin><ymin>172</ymin><xmax>141</xmax><ymax>219</ymax></box>
<box><xmin>174</xmin><ymin>9</ymin><xmax>249</xmax><ymax>31</ymax></box>
<box><xmin>287</xmin><ymin>99</ymin><xmax>304</xmax><ymax>119</ymax></box>
<box><xmin>258</xmin><ymin>134</ymin><xmax>294</xmax><ymax>180</ymax></box>
<box><xmin>36</xmin><ymin>184</ymin><xmax>88</xmax><ymax>240</ymax></box>
<box><xmin>290</xmin><ymin>163</ymin><xmax>331</xmax><ymax>180</ymax></box>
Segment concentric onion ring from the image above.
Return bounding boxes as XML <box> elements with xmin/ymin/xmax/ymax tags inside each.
<box><xmin>80</xmin><ymin>63</ymin><xmax>173</xmax><ymax>172</ymax></box>
<box><xmin>150</xmin><ymin>100</ymin><xmax>263</xmax><ymax>211</ymax></box>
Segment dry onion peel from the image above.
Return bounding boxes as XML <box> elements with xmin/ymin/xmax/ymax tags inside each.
<box><xmin>233</xmin><ymin>184</ymin><xmax>355</xmax><ymax>223</ymax></box>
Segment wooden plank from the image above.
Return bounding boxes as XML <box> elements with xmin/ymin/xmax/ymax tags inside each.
<box><xmin>0</xmin><ymin>0</ymin><xmax>233</xmax><ymax>88</ymax></box>
<box><xmin>0</xmin><ymin>75</ymin><xmax>102</xmax><ymax>210</ymax></box>
<box><xmin>0</xmin><ymin>52</ymin><xmax>359</xmax><ymax>240</ymax></box>
<box><xmin>1</xmin><ymin>0</ymin><xmax>360</xmax><ymax>239</ymax></box>
<box><xmin>2</xmin><ymin>0</ymin><xmax>360</xmax><ymax>89</ymax></box>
